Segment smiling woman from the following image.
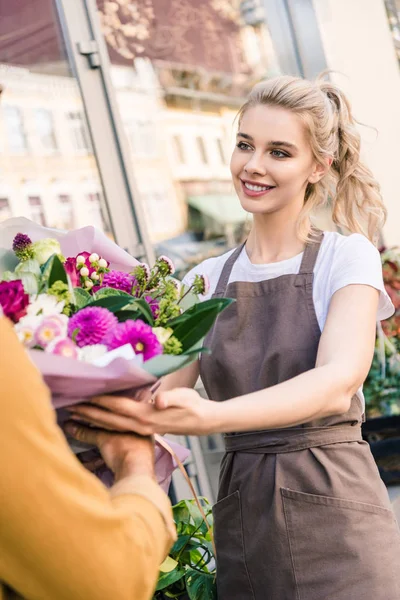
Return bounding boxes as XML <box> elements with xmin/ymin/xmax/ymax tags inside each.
<box><xmin>69</xmin><ymin>75</ymin><xmax>400</xmax><ymax>600</ymax></box>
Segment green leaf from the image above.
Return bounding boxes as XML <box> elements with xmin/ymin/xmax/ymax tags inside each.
<box><xmin>87</xmin><ymin>295</ymin><xmax>135</xmax><ymax>313</ymax></box>
<box><xmin>185</xmin><ymin>569</ymin><xmax>217</xmax><ymax>600</ymax></box>
<box><xmin>40</xmin><ymin>254</ymin><xmax>68</xmax><ymax>291</ymax></box>
<box><xmin>171</xmin><ymin>298</ymin><xmax>234</xmax><ymax>352</ymax></box>
<box><xmin>92</xmin><ymin>287</ymin><xmax>133</xmax><ymax>300</ymax></box>
<box><xmin>160</xmin><ymin>556</ymin><xmax>179</xmax><ymax>573</ymax></box>
<box><xmin>169</xmin><ymin>297</ymin><xmax>233</xmax><ymax>329</ymax></box>
<box><xmin>143</xmin><ymin>346</ymin><xmax>209</xmax><ymax>378</ymax></box>
<box><xmin>156</xmin><ymin>566</ymin><xmax>186</xmax><ymax>591</ymax></box>
<box><xmin>72</xmin><ymin>287</ymin><xmax>92</xmax><ymax>310</ymax></box>
<box><xmin>114</xmin><ymin>309</ymin><xmax>142</xmax><ymax>323</ymax></box>
<box><xmin>173</xmin><ymin>501</ymin><xmax>191</xmax><ymax>526</ymax></box>
<box><xmin>131</xmin><ymin>298</ymin><xmax>154</xmax><ymax>325</ymax></box>
<box><xmin>178</xmin><ymin>285</ymin><xmax>199</xmax><ymax>312</ymax></box>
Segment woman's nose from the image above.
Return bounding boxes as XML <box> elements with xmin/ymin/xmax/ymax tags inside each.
<box><xmin>244</xmin><ymin>153</ymin><xmax>267</xmax><ymax>176</ymax></box>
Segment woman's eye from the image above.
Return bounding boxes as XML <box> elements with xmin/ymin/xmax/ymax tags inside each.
<box><xmin>237</xmin><ymin>141</ymin><xmax>252</xmax><ymax>151</ymax></box>
<box><xmin>271</xmin><ymin>149</ymin><xmax>289</xmax><ymax>158</ymax></box>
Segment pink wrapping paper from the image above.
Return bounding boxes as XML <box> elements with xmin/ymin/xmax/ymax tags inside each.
<box><xmin>0</xmin><ymin>218</ymin><xmax>191</xmax><ymax>492</ymax></box>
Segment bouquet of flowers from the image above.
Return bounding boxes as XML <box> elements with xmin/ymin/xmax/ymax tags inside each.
<box><xmin>0</xmin><ymin>217</ymin><xmax>232</xmax><ymax>490</ymax></box>
<box><xmin>364</xmin><ymin>246</ymin><xmax>400</xmax><ymax>417</ymax></box>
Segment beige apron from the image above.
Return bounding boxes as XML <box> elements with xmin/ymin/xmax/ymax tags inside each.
<box><xmin>200</xmin><ymin>232</ymin><xmax>400</xmax><ymax>600</ymax></box>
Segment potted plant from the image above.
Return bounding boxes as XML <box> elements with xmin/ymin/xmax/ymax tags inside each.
<box><xmin>154</xmin><ymin>498</ymin><xmax>217</xmax><ymax>600</ymax></box>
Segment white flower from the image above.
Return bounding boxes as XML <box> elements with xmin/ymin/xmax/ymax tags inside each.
<box><xmin>80</xmin><ymin>266</ymin><xmax>89</xmax><ymax>277</ymax></box>
<box><xmin>89</xmin><ymin>253</ymin><xmax>99</xmax><ymax>263</ymax></box>
<box><xmin>98</xmin><ymin>258</ymin><xmax>108</xmax><ymax>268</ymax></box>
<box><xmin>152</xmin><ymin>327</ymin><xmax>173</xmax><ymax>345</ymax></box>
<box><xmin>76</xmin><ymin>255</ymin><xmax>85</xmax><ymax>265</ymax></box>
<box><xmin>31</xmin><ymin>238</ymin><xmax>62</xmax><ymax>265</ymax></box>
<box><xmin>14</xmin><ymin>315</ymin><xmax>42</xmax><ymax>348</ymax></box>
<box><xmin>91</xmin><ymin>272</ymin><xmax>100</xmax><ymax>280</ymax></box>
<box><xmin>27</xmin><ymin>294</ymin><xmax>65</xmax><ymax>317</ymax></box>
<box><xmin>79</xmin><ymin>344</ymin><xmax>108</xmax><ymax>363</ymax></box>
<box><xmin>85</xmin><ymin>280</ymin><xmax>94</xmax><ymax>289</ymax></box>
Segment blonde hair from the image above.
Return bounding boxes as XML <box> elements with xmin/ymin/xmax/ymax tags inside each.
<box><xmin>238</xmin><ymin>75</ymin><xmax>386</xmax><ymax>245</ymax></box>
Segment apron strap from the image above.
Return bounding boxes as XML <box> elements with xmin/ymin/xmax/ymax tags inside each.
<box><xmin>214</xmin><ymin>230</ymin><xmax>324</xmax><ymax>296</ymax></box>
<box><xmin>214</xmin><ymin>242</ymin><xmax>246</xmax><ymax>296</ymax></box>
<box><xmin>298</xmin><ymin>229</ymin><xmax>324</xmax><ymax>275</ymax></box>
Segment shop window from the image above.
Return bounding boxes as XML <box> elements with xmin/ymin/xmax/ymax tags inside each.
<box><xmin>172</xmin><ymin>135</ymin><xmax>186</xmax><ymax>164</ymax></box>
<box><xmin>28</xmin><ymin>196</ymin><xmax>46</xmax><ymax>226</ymax></box>
<box><xmin>0</xmin><ymin>197</ymin><xmax>12</xmax><ymax>222</ymax></box>
<box><xmin>35</xmin><ymin>109</ymin><xmax>58</xmax><ymax>151</ymax></box>
<box><xmin>67</xmin><ymin>111</ymin><xmax>91</xmax><ymax>152</ymax></box>
<box><xmin>217</xmin><ymin>138</ymin><xmax>227</xmax><ymax>164</ymax></box>
<box><xmin>3</xmin><ymin>106</ymin><xmax>28</xmax><ymax>152</ymax></box>
<box><xmin>196</xmin><ymin>136</ymin><xmax>208</xmax><ymax>164</ymax></box>
<box><xmin>58</xmin><ymin>194</ymin><xmax>74</xmax><ymax>229</ymax></box>
<box><xmin>127</xmin><ymin>120</ymin><xmax>156</xmax><ymax>156</ymax></box>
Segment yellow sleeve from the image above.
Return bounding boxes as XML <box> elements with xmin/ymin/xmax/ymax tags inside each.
<box><xmin>0</xmin><ymin>317</ymin><xmax>176</xmax><ymax>600</ymax></box>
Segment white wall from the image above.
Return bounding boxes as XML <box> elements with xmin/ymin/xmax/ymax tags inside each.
<box><xmin>313</xmin><ymin>0</ymin><xmax>400</xmax><ymax>245</ymax></box>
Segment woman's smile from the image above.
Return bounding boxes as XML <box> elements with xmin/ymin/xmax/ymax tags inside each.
<box><xmin>240</xmin><ymin>178</ymin><xmax>276</xmax><ymax>198</ymax></box>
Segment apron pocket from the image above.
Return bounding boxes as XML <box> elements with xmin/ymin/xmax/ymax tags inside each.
<box><xmin>281</xmin><ymin>487</ymin><xmax>400</xmax><ymax>600</ymax></box>
<box><xmin>213</xmin><ymin>490</ymin><xmax>255</xmax><ymax>600</ymax></box>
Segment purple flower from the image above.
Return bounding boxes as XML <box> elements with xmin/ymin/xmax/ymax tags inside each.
<box><xmin>68</xmin><ymin>306</ymin><xmax>118</xmax><ymax>347</ymax></box>
<box><xmin>105</xmin><ymin>319</ymin><xmax>163</xmax><ymax>361</ymax></box>
<box><xmin>12</xmin><ymin>233</ymin><xmax>33</xmax><ymax>260</ymax></box>
<box><xmin>98</xmin><ymin>270</ymin><xmax>137</xmax><ymax>295</ymax></box>
<box><xmin>0</xmin><ymin>280</ymin><xmax>29</xmax><ymax>323</ymax></box>
<box><xmin>64</xmin><ymin>257</ymin><xmax>80</xmax><ymax>287</ymax></box>
<box><xmin>145</xmin><ymin>295</ymin><xmax>160</xmax><ymax>319</ymax></box>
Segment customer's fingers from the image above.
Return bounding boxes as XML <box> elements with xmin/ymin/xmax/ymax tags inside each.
<box><xmin>64</xmin><ymin>421</ymin><xmax>104</xmax><ymax>445</ymax></box>
<box><xmin>68</xmin><ymin>404</ymin><xmax>138</xmax><ymax>432</ymax></box>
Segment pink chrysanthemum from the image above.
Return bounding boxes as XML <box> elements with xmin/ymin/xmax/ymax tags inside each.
<box><xmin>68</xmin><ymin>306</ymin><xmax>118</xmax><ymax>347</ymax></box>
<box><xmin>46</xmin><ymin>337</ymin><xmax>79</xmax><ymax>359</ymax></box>
<box><xmin>99</xmin><ymin>270</ymin><xmax>137</xmax><ymax>295</ymax></box>
<box><xmin>105</xmin><ymin>319</ymin><xmax>163</xmax><ymax>361</ymax></box>
<box><xmin>35</xmin><ymin>316</ymin><xmax>66</xmax><ymax>348</ymax></box>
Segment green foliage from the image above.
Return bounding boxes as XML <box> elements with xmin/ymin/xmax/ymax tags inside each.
<box><xmin>153</xmin><ymin>499</ymin><xmax>216</xmax><ymax>600</ymax></box>
<box><xmin>168</xmin><ymin>298</ymin><xmax>234</xmax><ymax>353</ymax></box>
<box><xmin>364</xmin><ymin>343</ymin><xmax>400</xmax><ymax>417</ymax></box>
<box><xmin>364</xmin><ymin>246</ymin><xmax>400</xmax><ymax>417</ymax></box>
<box><xmin>40</xmin><ymin>254</ymin><xmax>68</xmax><ymax>290</ymax></box>
<box><xmin>72</xmin><ymin>287</ymin><xmax>92</xmax><ymax>310</ymax></box>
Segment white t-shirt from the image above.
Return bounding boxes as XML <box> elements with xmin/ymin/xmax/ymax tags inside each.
<box><xmin>183</xmin><ymin>232</ymin><xmax>395</xmax><ymax>408</ymax></box>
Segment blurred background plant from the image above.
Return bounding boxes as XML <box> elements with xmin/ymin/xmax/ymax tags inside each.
<box><xmin>364</xmin><ymin>247</ymin><xmax>400</xmax><ymax>418</ymax></box>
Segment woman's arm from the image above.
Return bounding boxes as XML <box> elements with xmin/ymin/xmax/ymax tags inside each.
<box><xmin>68</xmin><ymin>284</ymin><xmax>378</xmax><ymax>435</ymax></box>
<box><xmin>158</xmin><ymin>359</ymin><xmax>200</xmax><ymax>393</ymax></box>
<box><xmin>216</xmin><ymin>283</ymin><xmax>378</xmax><ymax>432</ymax></box>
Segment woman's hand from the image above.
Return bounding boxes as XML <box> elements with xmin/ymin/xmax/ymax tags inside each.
<box><xmin>64</xmin><ymin>421</ymin><xmax>155</xmax><ymax>481</ymax></box>
<box><xmin>66</xmin><ymin>388</ymin><xmax>220</xmax><ymax>436</ymax></box>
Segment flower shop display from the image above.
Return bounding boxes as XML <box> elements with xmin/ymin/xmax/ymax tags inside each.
<box><xmin>0</xmin><ymin>217</ymin><xmax>233</xmax><ymax>490</ymax></box>
<box><xmin>364</xmin><ymin>246</ymin><xmax>400</xmax><ymax>418</ymax></box>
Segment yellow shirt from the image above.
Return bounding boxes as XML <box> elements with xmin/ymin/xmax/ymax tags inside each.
<box><xmin>0</xmin><ymin>317</ymin><xmax>176</xmax><ymax>600</ymax></box>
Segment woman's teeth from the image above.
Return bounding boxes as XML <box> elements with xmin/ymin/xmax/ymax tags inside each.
<box><xmin>244</xmin><ymin>182</ymin><xmax>272</xmax><ymax>192</ymax></box>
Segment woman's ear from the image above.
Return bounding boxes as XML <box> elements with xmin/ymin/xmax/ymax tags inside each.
<box><xmin>308</xmin><ymin>157</ymin><xmax>333</xmax><ymax>184</ymax></box>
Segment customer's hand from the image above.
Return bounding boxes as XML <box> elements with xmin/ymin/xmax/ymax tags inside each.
<box><xmin>64</xmin><ymin>421</ymin><xmax>154</xmax><ymax>482</ymax></box>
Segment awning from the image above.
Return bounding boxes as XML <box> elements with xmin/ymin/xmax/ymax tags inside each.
<box><xmin>187</xmin><ymin>195</ymin><xmax>248</xmax><ymax>225</ymax></box>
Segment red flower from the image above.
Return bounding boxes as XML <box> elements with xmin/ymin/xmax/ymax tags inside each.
<box><xmin>0</xmin><ymin>280</ymin><xmax>29</xmax><ymax>323</ymax></box>
<box><xmin>64</xmin><ymin>257</ymin><xmax>80</xmax><ymax>286</ymax></box>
